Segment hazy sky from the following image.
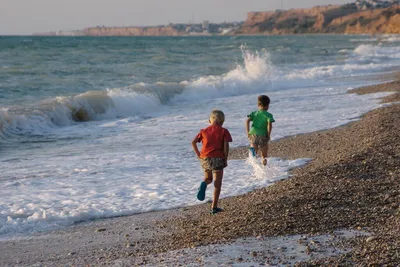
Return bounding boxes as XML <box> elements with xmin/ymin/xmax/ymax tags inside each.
<box><xmin>0</xmin><ymin>0</ymin><xmax>352</xmax><ymax>35</ymax></box>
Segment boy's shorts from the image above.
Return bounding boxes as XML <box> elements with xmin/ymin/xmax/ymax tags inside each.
<box><xmin>199</xmin><ymin>157</ymin><xmax>226</xmax><ymax>172</ymax></box>
<box><xmin>248</xmin><ymin>134</ymin><xmax>269</xmax><ymax>147</ymax></box>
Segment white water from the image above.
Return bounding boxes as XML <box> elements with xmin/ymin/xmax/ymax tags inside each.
<box><xmin>0</xmin><ymin>41</ymin><xmax>397</xmax><ymax>238</ymax></box>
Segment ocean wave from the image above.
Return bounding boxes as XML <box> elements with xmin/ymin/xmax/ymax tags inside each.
<box><xmin>0</xmin><ymin>47</ymin><xmax>276</xmax><ymax>138</ymax></box>
<box><xmin>378</xmin><ymin>35</ymin><xmax>400</xmax><ymax>43</ymax></box>
<box><xmin>353</xmin><ymin>44</ymin><xmax>400</xmax><ymax>59</ymax></box>
<box><xmin>173</xmin><ymin>46</ymin><xmax>276</xmax><ymax>102</ymax></box>
<box><xmin>349</xmin><ymin>37</ymin><xmax>378</xmax><ymax>42</ymax></box>
<box><xmin>384</xmin><ymin>35</ymin><xmax>400</xmax><ymax>43</ymax></box>
<box><xmin>1</xmin><ymin>43</ymin><xmax>398</xmax><ymax>139</ymax></box>
<box><xmin>0</xmin><ymin>91</ymin><xmax>115</xmax><ymax>139</ymax></box>
<box><xmin>349</xmin><ymin>34</ymin><xmax>400</xmax><ymax>43</ymax></box>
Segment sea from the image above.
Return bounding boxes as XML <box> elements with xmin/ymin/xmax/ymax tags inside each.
<box><xmin>1</xmin><ymin>35</ymin><xmax>399</xmax><ymax>239</ymax></box>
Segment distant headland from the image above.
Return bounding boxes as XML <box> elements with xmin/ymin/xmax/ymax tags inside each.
<box><xmin>34</xmin><ymin>0</ymin><xmax>400</xmax><ymax>36</ymax></box>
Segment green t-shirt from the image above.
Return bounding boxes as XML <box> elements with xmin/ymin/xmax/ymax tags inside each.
<box><xmin>248</xmin><ymin>110</ymin><xmax>275</xmax><ymax>136</ymax></box>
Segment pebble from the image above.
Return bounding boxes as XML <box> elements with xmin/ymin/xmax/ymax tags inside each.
<box><xmin>366</xmin><ymin>236</ymin><xmax>378</xmax><ymax>243</ymax></box>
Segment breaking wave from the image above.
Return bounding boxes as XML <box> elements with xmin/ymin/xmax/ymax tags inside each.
<box><xmin>1</xmin><ymin>43</ymin><xmax>397</xmax><ymax>139</ymax></box>
<box><xmin>0</xmin><ymin>91</ymin><xmax>115</xmax><ymax>139</ymax></box>
<box><xmin>0</xmin><ymin>46</ymin><xmax>275</xmax><ymax>139</ymax></box>
<box><xmin>353</xmin><ymin>44</ymin><xmax>400</xmax><ymax>59</ymax></box>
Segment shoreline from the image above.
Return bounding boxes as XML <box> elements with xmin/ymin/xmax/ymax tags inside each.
<box><xmin>4</xmin><ymin>33</ymin><xmax>396</xmax><ymax>37</ymax></box>
<box><xmin>1</xmin><ymin>77</ymin><xmax>399</xmax><ymax>266</ymax></box>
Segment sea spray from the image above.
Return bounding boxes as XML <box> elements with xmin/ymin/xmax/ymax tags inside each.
<box><xmin>2</xmin><ymin>43</ymin><xmax>395</xmax><ymax>140</ymax></box>
<box><xmin>246</xmin><ymin>153</ymin><xmax>285</xmax><ymax>181</ymax></box>
<box><xmin>0</xmin><ymin>91</ymin><xmax>116</xmax><ymax>138</ymax></box>
<box><xmin>0</xmin><ymin>47</ymin><xmax>277</xmax><ymax>139</ymax></box>
<box><xmin>173</xmin><ymin>46</ymin><xmax>276</xmax><ymax>102</ymax></box>
<box><xmin>0</xmin><ymin>36</ymin><xmax>399</xmax><ymax>238</ymax></box>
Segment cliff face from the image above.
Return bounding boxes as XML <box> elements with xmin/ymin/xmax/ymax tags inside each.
<box><xmin>335</xmin><ymin>7</ymin><xmax>400</xmax><ymax>34</ymax></box>
<box><xmin>83</xmin><ymin>26</ymin><xmax>181</xmax><ymax>36</ymax></box>
<box><xmin>237</xmin><ymin>5</ymin><xmax>400</xmax><ymax>34</ymax></box>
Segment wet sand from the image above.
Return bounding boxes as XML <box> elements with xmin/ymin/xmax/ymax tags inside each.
<box><xmin>1</xmin><ymin>78</ymin><xmax>399</xmax><ymax>266</ymax></box>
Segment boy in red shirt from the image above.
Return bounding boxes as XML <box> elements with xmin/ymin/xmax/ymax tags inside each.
<box><xmin>192</xmin><ymin>110</ymin><xmax>232</xmax><ymax>214</ymax></box>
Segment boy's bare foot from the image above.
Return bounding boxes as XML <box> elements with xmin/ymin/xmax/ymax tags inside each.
<box><xmin>262</xmin><ymin>158</ymin><xmax>267</xmax><ymax>166</ymax></box>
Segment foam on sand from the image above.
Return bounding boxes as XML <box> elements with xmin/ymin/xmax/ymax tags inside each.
<box><xmin>111</xmin><ymin>230</ymin><xmax>370</xmax><ymax>266</ymax></box>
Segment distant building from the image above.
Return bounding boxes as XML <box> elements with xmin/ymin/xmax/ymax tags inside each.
<box><xmin>57</xmin><ymin>30</ymin><xmax>83</xmax><ymax>36</ymax></box>
<box><xmin>202</xmin><ymin>20</ymin><xmax>209</xmax><ymax>31</ymax></box>
<box><xmin>354</xmin><ymin>0</ymin><xmax>399</xmax><ymax>10</ymax></box>
<box><xmin>202</xmin><ymin>20</ymin><xmax>210</xmax><ymax>32</ymax></box>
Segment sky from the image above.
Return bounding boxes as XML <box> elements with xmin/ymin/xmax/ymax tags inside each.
<box><xmin>0</xmin><ymin>0</ymin><xmax>352</xmax><ymax>35</ymax></box>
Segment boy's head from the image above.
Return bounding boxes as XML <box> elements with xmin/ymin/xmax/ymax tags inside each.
<box><xmin>258</xmin><ymin>95</ymin><xmax>270</xmax><ymax>109</ymax></box>
<box><xmin>209</xmin><ymin>109</ymin><xmax>225</xmax><ymax>125</ymax></box>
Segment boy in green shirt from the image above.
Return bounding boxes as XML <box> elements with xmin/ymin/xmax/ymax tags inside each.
<box><xmin>245</xmin><ymin>95</ymin><xmax>275</xmax><ymax>166</ymax></box>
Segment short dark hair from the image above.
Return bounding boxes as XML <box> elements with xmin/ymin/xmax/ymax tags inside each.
<box><xmin>258</xmin><ymin>95</ymin><xmax>270</xmax><ymax>107</ymax></box>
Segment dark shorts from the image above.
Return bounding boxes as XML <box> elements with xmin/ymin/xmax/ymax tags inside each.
<box><xmin>248</xmin><ymin>134</ymin><xmax>269</xmax><ymax>147</ymax></box>
<box><xmin>199</xmin><ymin>157</ymin><xmax>226</xmax><ymax>172</ymax></box>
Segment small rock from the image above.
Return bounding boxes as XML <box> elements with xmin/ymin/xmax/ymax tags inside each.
<box><xmin>366</xmin><ymin>236</ymin><xmax>378</xmax><ymax>243</ymax></box>
<box><xmin>95</xmin><ymin>228</ymin><xmax>106</xmax><ymax>232</ymax></box>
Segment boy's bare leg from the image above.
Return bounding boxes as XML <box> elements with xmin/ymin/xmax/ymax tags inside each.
<box><xmin>204</xmin><ymin>171</ymin><xmax>213</xmax><ymax>185</ymax></box>
<box><xmin>211</xmin><ymin>170</ymin><xmax>223</xmax><ymax>209</ymax></box>
<box><xmin>260</xmin><ymin>143</ymin><xmax>269</xmax><ymax>166</ymax></box>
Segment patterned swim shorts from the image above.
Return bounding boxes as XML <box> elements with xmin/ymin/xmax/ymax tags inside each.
<box><xmin>199</xmin><ymin>157</ymin><xmax>226</xmax><ymax>172</ymax></box>
<box><xmin>248</xmin><ymin>134</ymin><xmax>270</xmax><ymax>147</ymax></box>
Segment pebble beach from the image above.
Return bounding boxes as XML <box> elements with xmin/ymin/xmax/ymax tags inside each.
<box><xmin>1</xmin><ymin>74</ymin><xmax>399</xmax><ymax>266</ymax></box>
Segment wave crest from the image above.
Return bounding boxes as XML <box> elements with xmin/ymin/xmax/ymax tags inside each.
<box><xmin>1</xmin><ymin>46</ymin><xmax>276</xmax><ymax>139</ymax></box>
<box><xmin>0</xmin><ymin>91</ymin><xmax>115</xmax><ymax>139</ymax></box>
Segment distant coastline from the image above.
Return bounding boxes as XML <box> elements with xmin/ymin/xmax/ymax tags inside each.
<box><xmin>33</xmin><ymin>1</ymin><xmax>400</xmax><ymax>36</ymax></box>
<box><xmin>32</xmin><ymin>21</ymin><xmax>243</xmax><ymax>37</ymax></box>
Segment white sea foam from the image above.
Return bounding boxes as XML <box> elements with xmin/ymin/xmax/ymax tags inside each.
<box><xmin>353</xmin><ymin>44</ymin><xmax>400</xmax><ymax>59</ymax></box>
<box><xmin>350</xmin><ymin>37</ymin><xmax>378</xmax><ymax>42</ymax></box>
<box><xmin>1</xmin><ymin>45</ymin><xmax>397</xmax><ymax>139</ymax></box>
<box><xmin>0</xmin><ymin>84</ymin><xmax>392</xmax><ymax>237</ymax></box>
<box><xmin>379</xmin><ymin>34</ymin><xmax>400</xmax><ymax>43</ymax></box>
<box><xmin>0</xmin><ymin>39</ymin><xmax>399</xmax><ymax>238</ymax></box>
<box><xmin>0</xmin><ymin>157</ymin><xmax>306</xmax><ymax>236</ymax></box>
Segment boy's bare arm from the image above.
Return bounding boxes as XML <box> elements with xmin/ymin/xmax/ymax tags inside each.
<box><xmin>223</xmin><ymin>141</ymin><xmax>229</xmax><ymax>164</ymax></box>
<box><xmin>191</xmin><ymin>137</ymin><xmax>201</xmax><ymax>158</ymax></box>
<box><xmin>267</xmin><ymin>121</ymin><xmax>272</xmax><ymax>139</ymax></box>
<box><xmin>245</xmin><ymin>118</ymin><xmax>251</xmax><ymax>136</ymax></box>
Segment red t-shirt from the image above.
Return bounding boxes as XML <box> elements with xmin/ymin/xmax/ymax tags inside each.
<box><xmin>195</xmin><ymin>124</ymin><xmax>233</xmax><ymax>158</ymax></box>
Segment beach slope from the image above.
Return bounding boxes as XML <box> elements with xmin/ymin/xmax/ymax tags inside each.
<box><xmin>0</xmin><ymin>79</ymin><xmax>399</xmax><ymax>266</ymax></box>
